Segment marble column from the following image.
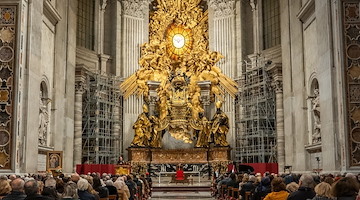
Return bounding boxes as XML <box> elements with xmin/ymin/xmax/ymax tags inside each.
<box><xmin>113</xmin><ymin>99</ymin><xmax>121</xmax><ymax>159</ymax></box>
<box><xmin>275</xmin><ymin>82</ymin><xmax>285</xmax><ymax>172</ymax></box>
<box><xmin>74</xmin><ymin>69</ymin><xmax>87</xmax><ymax>166</ymax></box>
<box><xmin>98</xmin><ymin>0</ymin><xmax>109</xmax><ymax>73</ymax></box>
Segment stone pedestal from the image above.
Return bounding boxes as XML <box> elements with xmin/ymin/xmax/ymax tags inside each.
<box><xmin>127</xmin><ymin>147</ymin><xmax>151</xmax><ymax>163</ymax></box>
<box><xmin>128</xmin><ymin>146</ymin><xmax>231</xmax><ymax>173</ymax></box>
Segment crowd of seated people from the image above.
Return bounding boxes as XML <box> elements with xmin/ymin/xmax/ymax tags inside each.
<box><xmin>0</xmin><ymin>172</ymin><xmax>152</xmax><ymax>200</ymax></box>
<box><xmin>212</xmin><ymin>171</ymin><xmax>360</xmax><ymax>200</ymax></box>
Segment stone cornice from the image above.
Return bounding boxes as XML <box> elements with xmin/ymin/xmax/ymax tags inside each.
<box><xmin>297</xmin><ymin>0</ymin><xmax>315</xmax><ymax>29</ymax></box>
<box><xmin>209</xmin><ymin>0</ymin><xmax>235</xmax><ymax>18</ymax></box>
<box><xmin>43</xmin><ymin>0</ymin><xmax>62</xmax><ymax>26</ymax></box>
<box><xmin>122</xmin><ymin>0</ymin><xmax>148</xmax><ymax>18</ymax></box>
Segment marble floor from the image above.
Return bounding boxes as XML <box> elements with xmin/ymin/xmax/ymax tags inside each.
<box><xmin>151</xmin><ymin>191</ymin><xmax>214</xmax><ymax>200</ymax></box>
<box><xmin>151</xmin><ymin>177</ymin><xmax>214</xmax><ymax>200</ymax></box>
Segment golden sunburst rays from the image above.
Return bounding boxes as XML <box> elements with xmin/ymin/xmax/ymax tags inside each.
<box><xmin>166</xmin><ymin>24</ymin><xmax>193</xmax><ymax>60</ymax></box>
<box><xmin>120</xmin><ymin>0</ymin><xmax>238</xmax><ymax>101</ymax></box>
<box><xmin>120</xmin><ymin>73</ymin><xmax>138</xmax><ymax>99</ymax></box>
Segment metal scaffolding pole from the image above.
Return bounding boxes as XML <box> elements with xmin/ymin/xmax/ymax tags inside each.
<box><xmin>81</xmin><ymin>72</ymin><xmax>123</xmax><ymax>164</ymax></box>
<box><xmin>235</xmin><ymin>59</ymin><xmax>276</xmax><ymax>164</ymax></box>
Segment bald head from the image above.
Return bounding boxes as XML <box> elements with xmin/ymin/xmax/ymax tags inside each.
<box><xmin>11</xmin><ymin>178</ymin><xmax>25</xmax><ymax>192</ymax></box>
<box><xmin>71</xmin><ymin>174</ymin><xmax>80</xmax><ymax>183</ymax></box>
<box><xmin>9</xmin><ymin>174</ymin><xmax>16</xmax><ymax>181</ymax></box>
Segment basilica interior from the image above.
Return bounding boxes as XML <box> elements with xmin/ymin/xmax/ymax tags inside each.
<box><xmin>0</xmin><ymin>0</ymin><xmax>359</xmax><ymax>185</ymax></box>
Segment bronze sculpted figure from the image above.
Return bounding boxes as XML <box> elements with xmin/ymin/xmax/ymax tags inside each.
<box><xmin>192</xmin><ymin>112</ymin><xmax>211</xmax><ymax>148</ymax></box>
<box><xmin>210</xmin><ymin>101</ymin><xmax>229</xmax><ymax>147</ymax></box>
<box><xmin>131</xmin><ymin>104</ymin><xmax>152</xmax><ymax>147</ymax></box>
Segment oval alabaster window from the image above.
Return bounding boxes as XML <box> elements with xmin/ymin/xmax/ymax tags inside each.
<box><xmin>166</xmin><ymin>24</ymin><xmax>193</xmax><ymax>60</ymax></box>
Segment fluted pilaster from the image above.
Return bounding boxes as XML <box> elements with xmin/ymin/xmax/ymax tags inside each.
<box><xmin>268</xmin><ymin>63</ymin><xmax>284</xmax><ymax>172</ymax></box>
<box><xmin>121</xmin><ymin>0</ymin><xmax>150</xmax><ymax>156</ymax></box>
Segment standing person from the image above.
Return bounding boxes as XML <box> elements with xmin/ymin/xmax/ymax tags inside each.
<box><xmin>287</xmin><ymin>174</ymin><xmax>316</xmax><ymax>200</ymax></box>
<box><xmin>117</xmin><ymin>156</ymin><xmax>125</xmax><ymax>165</ymax></box>
<box><xmin>311</xmin><ymin>182</ymin><xmax>333</xmax><ymax>200</ymax></box>
<box><xmin>263</xmin><ymin>177</ymin><xmax>289</xmax><ymax>200</ymax></box>
<box><xmin>3</xmin><ymin>178</ymin><xmax>27</xmax><ymax>200</ymax></box>
<box><xmin>331</xmin><ymin>177</ymin><xmax>359</xmax><ymax>200</ymax></box>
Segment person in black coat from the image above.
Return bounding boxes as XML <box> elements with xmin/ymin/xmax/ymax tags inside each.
<box><xmin>226</xmin><ymin>173</ymin><xmax>239</xmax><ymax>188</ymax></box>
<box><xmin>252</xmin><ymin>177</ymin><xmax>272</xmax><ymax>200</ymax></box>
<box><xmin>93</xmin><ymin>176</ymin><xmax>109</xmax><ymax>198</ymax></box>
<box><xmin>126</xmin><ymin>175</ymin><xmax>137</xmax><ymax>200</ymax></box>
<box><xmin>24</xmin><ymin>180</ymin><xmax>52</xmax><ymax>200</ymax></box>
<box><xmin>240</xmin><ymin>175</ymin><xmax>256</xmax><ymax>198</ymax></box>
<box><xmin>105</xmin><ymin>180</ymin><xmax>118</xmax><ymax>198</ymax></box>
<box><xmin>331</xmin><ymin>177</ymin><xmax>360</xmax><ymax>200</ymax></box>
<box><xmin>3</xmin><ymin>178</ymin><xmax>27</xmax><ymax>200</ymax></box>
<box><xmin>287</xmin><ymin>174</ymin><xmax>316</xmax><ymax>200</ymax></box>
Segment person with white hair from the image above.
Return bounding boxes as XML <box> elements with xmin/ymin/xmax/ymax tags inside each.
<box><xmin>114</xmin><ymin>177</ymin><xmax>130</xmax><ymax>200</ymax></box>
<box><xmin>240</xmin><ymin>175</ymin><xmax>256</xmax><ymax>198</ymax></box>
<box><xmin>42</xmin><ymin>177</ymin><xmax>59</xmax><ymax>200</ymax></box>
<box><xmin>105</xmin><ymin>180</ymin><xmax>118</xmax><ymax>198</ymax></box>
<box><xmin>8</xmin><ymin>175</ymin><xmax>16</xmax><ymax>181</ymax></box>
<box><xmin>3</xmin><ymin>178</ymin><xmax>26</xmax><ymax>200</ymax></box>
<box><xmin>77</xmin><ymin>178</ymin><xmax>96</xmax><ymax>200</ymax></box>
<box><xmin>287</xmin><ymin>174</ymin><xmax>316</xmax><ymax>200</ymax></box>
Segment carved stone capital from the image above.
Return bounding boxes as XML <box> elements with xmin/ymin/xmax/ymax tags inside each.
<box><xmin>122</xmin><ymin>0</ymin><xmax>148</xmax><ymax>18</ymax></box>
<box><xmin>273</xmin><ymin>80</ymin><xmax>283</xmax><ymax>93</ymax></box>
<box><xmin>75</xmin><ymin>64</ymin><xmax>89</xmax><ymax>93</ymax></box>
<box><xmin>209</xmin><ymin>0</ymin><xmax>235</xmax><ymax>18</ymax></box>
<box><xmin>75</xmin><ymin>80</ymin><xmax>87</xmax><ymax>93</ymax></box>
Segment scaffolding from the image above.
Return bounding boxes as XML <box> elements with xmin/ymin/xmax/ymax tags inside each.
<box><xmin>235</xmin><ymin>59</ymin><xmax>276</xmax><ymax>163</ymax></box>
<box><xmin>82</xmin><ymin>72</ymin><xmax>123</xmax><ymax>164</ymax></box>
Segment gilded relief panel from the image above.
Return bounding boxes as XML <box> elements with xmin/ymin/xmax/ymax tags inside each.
<box><xmin>150</xmin><ymin>148</ymin><xmax>208</xmax><ymax>164</ymax></box>
<box><xmin>343</xmin><ymin>1</ymin><xmax>360</xmax><ymax>166</ymax></box>
<box><xmin>0</xmin><ymin>6</ymin><xmax>16</xmax><ymax>170</ymax></box>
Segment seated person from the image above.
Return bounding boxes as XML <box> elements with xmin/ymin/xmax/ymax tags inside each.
<box><xmin>175</xmin><ymin>164</ymin><xmax>185</xmax><ymax>180</ymax></box>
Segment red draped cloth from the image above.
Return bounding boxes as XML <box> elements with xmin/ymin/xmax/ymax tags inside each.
<box><xmin>76</xmin><ymin>164</ymin><xmax>115</xmax><ymax>175</ymax></box>
<box><xmin>175</xmin><ymin>170</ymin><xmax>185</xmax><ymax>180</ymax></box>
